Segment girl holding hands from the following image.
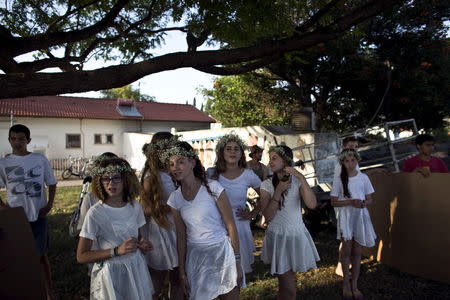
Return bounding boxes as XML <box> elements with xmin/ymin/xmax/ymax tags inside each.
<box><xmin>166</xmin><ymin>141</ymin><xmax>243</xmax><ymax>300</ymax></box>
<box><xmin>331</xmin><ymin>149</ymin><xmax>376</xmax><ymax>300</ymax></box>
<box><xmin>260</xmin><ymin>145</ymin><xmax>319</xmax><ymax>300</ymax></box>
<box><xmin>77</xmin><ymin>158</ymin><xmax>154</xmax><ymax>299</ymax></box>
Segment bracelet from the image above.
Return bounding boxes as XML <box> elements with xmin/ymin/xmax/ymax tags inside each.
<box><xmin>110</xmin><ymin>248</ymin><xmax>115</xmax><ymax>258</ymax></box>
<box><xmin>114</xmin><ymin>246</ymin><xmax>119</xmax><ymax>257</ymax></box>
<box><xmin>234</xmin><ymin>253</ymin><xmax>241</xmax><ymax>260</ymax></box>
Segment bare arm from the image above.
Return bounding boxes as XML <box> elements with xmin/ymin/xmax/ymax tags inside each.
<box><xmin>331</xmin><ymin>196</ymin><xmax>365</xmax><ymax>208</ymax></box>
<box><xmin>364</xmin><ymin>193</ymin><xmax>373</xmax><ymax>205</ymax></box>
<box><xmin>77</xmin><ymin>236</ymin><xmax>139</xmax><ymax>264</ymax></box>
<box><xmin>216</xmin><ymin>191</ymin><xmax>240</xmax><ymax>254</ymax></box>
<box><xmin>216</xmin><ymin>191</ymin><xmax>243</xmax><ymax>284</ymax></box>
<box><xmin>171</xmin><ymin>208</ymin><xmax>187</xmax><ymax>275</ymax></box>
<box><xmin>260</xmin><ymin>184</ymin><xmax>287</xmax><ymax>222</ymax></box>
<box><xmin>39</xmin><ymin>184</ymin><xmax>57</xmax><ymax>216</ymax></box>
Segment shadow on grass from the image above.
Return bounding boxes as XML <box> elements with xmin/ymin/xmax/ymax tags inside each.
<box><xmin>48</xmin><ymin>213</ymin><xmax>90</xmax><ymax>299</ymax></box>
<box><xmin>47</xmin><ymin>213</ymin><xmax>450</xmax><ymax>300</ymax></box>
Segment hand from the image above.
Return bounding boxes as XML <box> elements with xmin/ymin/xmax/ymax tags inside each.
<box><xmin>416</xmin><ymin>167</ymin><xmax>431</xmax><ymax>177</ymax></box>
<box><xmin>351</xmin><ymin>199</ymin><xmax>365</xmax><ymax>208</ymax></box>
<box><xmin>117</xmin><ymin>237</ymin><xmax>138</xmax><ymax>255</ymax></box>
<box><xmin>283</xmin><ymin>166</ymin><xmax>302</xmax><ymax>178</ymax></box>
<box><xmin>38</xmin><ymin>204</ymin><xmax>52</xmax><ymax>216</ymax></box>
<box><xmin>180</xmin><ymin>271</ymin><xmax>191</xmax><ymax>298</ymax></box>
<box><xmin>236</xmin><ymin>207</ymin><xmax>254</xmax><ymax>220</ymax></box>
<box><xmin>275</xmin><ymin>178</ymin><xmax>291</xmax><ymax>195</ymax></box>
<box><xmin>137</xmin><ymin>237</ymin><xmax>153</xmax><ymax>253</ymax></box>
<box><xmin>236</xmin><ymin>261</ymin><xmax>244</xmax><ymax>287</ymax></box>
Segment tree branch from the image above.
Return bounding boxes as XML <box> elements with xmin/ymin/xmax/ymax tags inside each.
<box><xmin>0</xmin><ymin>0</ymin><xmax>402</xmax><ymax>98</ymax></box>
<box><xmin>296</xmin><ymin>0</ymin><xmax>343</xmax><ymax>32</ymax></box>
<box><xmin>194</xmin><ymin>54</ymin><xmax>283</xmax><ymax>75</ymax></box>
<box><xmin>1</xmin><ymin>0</ymin><xmax>132</xmax><ymax>56</ymax></box>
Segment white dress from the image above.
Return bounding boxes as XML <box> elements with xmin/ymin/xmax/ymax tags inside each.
<box><xmin>260</xmin><ymin>177</ymin><xmax>320</xmax><ymax>275</ymax></box>
<box><xmin>167</xmin><ymin>180</ymin><xmax>237</xmax><ymax>300</ymax></box>
<box><xmin>330</xmin><ymin>171</ymin><xmax>377</xmax><ymax>247</ymax></box>
<box><xmin>142</xmin><ymin>171</ymin><xmax>178</xmax><ymax>270</ymax></box>
<box><xmin>208</xmin><ymin>168</ymin><xmax>261</xmax><ymax>274</ymax></box>
<box><xmin>80</xmin><ymin>200</ymin><xmax>154</xmax><ymax>300</ymax></box>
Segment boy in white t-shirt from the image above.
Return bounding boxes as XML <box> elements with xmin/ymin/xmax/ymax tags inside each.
<box><xmin>0</xmin><ymin>124</ymin><xmax>57</xmax><ymax>300</ymax></box>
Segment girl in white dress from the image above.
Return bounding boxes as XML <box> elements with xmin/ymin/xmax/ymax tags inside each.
<box><xmin>77</xmin><ymin>157</ymin><xmax>154</xmax><ymax>300</ymax></box>
<box><xmin>260</xmin><ymin>145</ymin><xmax>319</xmax><ymax>300</ymax></box>
<box><xmin>207</xmin><ymin>134</ymin><xmax>261</xmax><ymax>280</ymax></box>
<box><xmin>330</xmin><ymin>149</ymin><xmax>376</xmax><ymax>300</ymax></box>
<box><xmin>140</xmin><ymin>132</ymin><xmax>182</xmax><ymax>299</ymax></box>
<box><xmin>166</xmin><ymin>141</ymin><xmax>243</xmax><ymax>300</ymax></box>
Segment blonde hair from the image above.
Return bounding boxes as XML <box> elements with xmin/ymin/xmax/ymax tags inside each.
<box><xmin>140</xmin><ymin>132</ymin><xmax>174</xmax><ymax>228</ymax></box>
<box><xmin>91</xmin><ymin>158</ymin><xmax>140</xmax><ymax>203</ymax></box>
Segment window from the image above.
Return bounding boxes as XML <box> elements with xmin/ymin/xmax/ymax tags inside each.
<box><xmin>94</xmin><ymin>134</ymin><xmax>102</xmax><ymax>144</ymax></box>
<box><xmin>66</xmin><ymin>134</ymin><xmax>81</xmax><ymax>148</ymax></box>
<box><xmin>106</xmin><ymin>134</ymin><xmax>113</xmax><ymax>144</ymax></box>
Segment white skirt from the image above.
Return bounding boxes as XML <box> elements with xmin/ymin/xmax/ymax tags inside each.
<box><xmin>234</xmin><ymin>213</ymin><xmax>255</xmax><ymax>273</ymax></box>
<box><xmin>335</xmin><ymin>206</ymin><xmax>376</xmax><ymax>247</ymax></box>
<box><xmin>186</xmin><ymin>237</ymin><xmax>237</xmax><ymax>300</ymax></box>
<box><xmin>142</xmin><ymin>215</ymin><xmax>178</xmax><ymax>270</ymax></box>
<box><xmin>261</xmin><ymin>222</ymin><xmax>319</xmax><ymax>275</ymax></box>
<box><xmin>90</xmin><ymin>251</ymin><xmax>153</xmax><ymax>300</ymax></box>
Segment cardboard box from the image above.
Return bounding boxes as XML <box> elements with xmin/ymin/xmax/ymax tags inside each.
<box><xmin>366</xmin><ymin>173</ymin><xmax>450</xmax><ymax>284</ymax></box>
<box><xmin>0</xmin><ymin>207</ymin><xmax>46</xmax><ymax>299</ymax></box>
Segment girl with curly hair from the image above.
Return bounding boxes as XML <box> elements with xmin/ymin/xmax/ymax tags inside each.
<box><xmin>166</xmin><ymin>141</ymin><xmax>243</xmax><ymax>300</ymax></box>
<box><xmin>260</xmin><ymin>145</ymin><xmax>319</xmax><ymax>300</ymax></box>
<box><xmin>140</xmin><ymin>132</ymin><xmax>183</xmax><ymax>299</ymax></box>
<box><xmin>77</xmin><ymin>157</ymin><xmax>154</xmax><ymax>299</ymax></box>
<box><xmin>207</xmin><ymin>134</ymin><xmax>261</xmax><ymax>283</ymax></box>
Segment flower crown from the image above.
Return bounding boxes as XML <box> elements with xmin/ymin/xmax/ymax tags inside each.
<box><xmin>91</xmin><ymin>163</ymin><xmax>133</xmax><ymax>176</ymax></box>
<box><xmin>216</xmin><ymin>133</ymin><xmax>246</xmax><ymax>154</ymax></box>
<box><xmin>268</xmin><ymin>145</ymin><xmax>294</xmax><ymax>166</ymax></box>
<box><xmin>142</xmin><ymin>135</ymin><xmax>180</xmax><ymax>158</ymax></box>
<box><xmin>338</xmin><ymin>149</ymin><xmax>361</xmax><ymax>162</ymax></box>
<box><xmin>160</xmin><ymin>145</ymin><xmax>197</xmax><ymax>163</ymax></box>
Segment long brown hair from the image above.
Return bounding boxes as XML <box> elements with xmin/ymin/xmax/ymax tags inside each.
<box><xmin>140</xmin><ymin>132</ymin><xmax>173</xmax><ymax>228</ymax></box>
<box><xmin>92</xmin><ymin>158</ymin><xmax>140</xmax><ymax>203</ymax></box>
<box><xmin>171</xmin><ymin>141</ymin><xmax>216</xmax><ymax>198</ymax></box>
<box><xmin>339</xmin><ymin>149</ymin><xmax>360</xmax><ymax>198</ymax></box>
<box><xmin>213</xmin><ymin>136</ymin><xmax>247</xmax><ymax>178</ymax></box>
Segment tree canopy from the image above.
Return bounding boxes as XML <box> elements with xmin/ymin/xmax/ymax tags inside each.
<box><xmin>203</xmin><ymin>0</ymin><xmax>450</xmax><ymax>131</ymax></box>
<box><xmin>0</xmin><ymin>0</ymin><xmax>402</xmax><ymax>98</ymax></box>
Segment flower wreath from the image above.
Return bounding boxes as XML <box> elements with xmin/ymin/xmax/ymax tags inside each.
<box><xmin>268</xmin><ymin>145</ymin><xmax>294</xmax><ymax>166</ymax></box>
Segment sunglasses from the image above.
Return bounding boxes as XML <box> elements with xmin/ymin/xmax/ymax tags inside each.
<box><xmin>100</xmin><ymin>175</ymin><xmax>123</xmax><ymax>184</ymax></box>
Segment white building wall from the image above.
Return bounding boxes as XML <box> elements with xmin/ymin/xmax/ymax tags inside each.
<box><xmin>0</xmin><ymin>117</ymin><xmax>212</xmax><ymax>159</ymax></box>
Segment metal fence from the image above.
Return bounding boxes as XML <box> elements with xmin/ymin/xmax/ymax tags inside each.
<box><xmin>49</xmin><ymin>157</ymin><xmax>90</xmax><ymax>180</ymax></box>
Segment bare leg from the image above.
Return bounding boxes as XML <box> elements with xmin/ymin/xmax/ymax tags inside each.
<box><xmin>40</xmin><ymin>255</ymin><xmax>55</xmax><ymax>300</ymax></box>
<box><xmin>218</xmin><ymin>286</ymin><xmax>239</xmax><ymax>300</ymax></box>
<box><xmin>350</xmin><ymin>240</ymin><xmax>363</xmax><ymax>299</ymax></box>
<box><xmin>340</xmin><ymin>240</ymin><xmax>353</xmax><ymax>299</ymax></box>
<box><xmin>276</xmin><ymin>270</ymin><xmax>296</xmax><ymax>300</ymax></box>
<box><xmin>335</xmin><ymin>242</ymin><xmax>344</xmax><ymax>276</ymax></box>
<box><xmin>168</xmin><ymin>268</ymin><xmax>184</xmax><ymax>300</ymax></box>
<box><xmin>150</xmin><ymin>269</ymin><xmax>168</xmax><ymax>300</ymax></box>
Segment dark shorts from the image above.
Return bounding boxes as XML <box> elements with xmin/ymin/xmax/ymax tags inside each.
<box><xmin>29</xmin><ymin>216</ymin><xmax>49</xmax><ymax>257</ymax></box>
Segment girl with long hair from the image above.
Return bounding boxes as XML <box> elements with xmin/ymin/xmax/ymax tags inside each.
<box><xmin>331</xmin><ymin>149</ymin><xmax>376</xmax><ymax>300</ymax></box>
<box><xmin>77</xmin><ymin>157</ymin><xmax>154</xmax><ymax>299</ymax></box>
<box><xmin>140</xmin><ymin>132</ymin><xmax>183</xmax><ymax>299</ymax></box>
<box><xmin>166</xmin><ymin>141</ymin><xmax>243</xmax><ymax>299</ymax></box>
<box><xmin>207</xmin><ymin>134</ymin><xmax>261</xmax><ymax>282</ymax></box>
<box><xmin>260</xmin><ymin>145</ymin><xmax>319</xmax><ymax>300</ymax></box>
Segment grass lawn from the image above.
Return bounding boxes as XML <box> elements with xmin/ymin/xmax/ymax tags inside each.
<box><xmin>2</xmin><ymin>186</ymin><xmax>449</xmax><ymax>299</ymax></box>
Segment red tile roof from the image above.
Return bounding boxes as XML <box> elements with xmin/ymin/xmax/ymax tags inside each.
<box><xmin>0</xmin><ymin>96</ymin><xmax>215</xmax><ymax>123</ymax></box>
